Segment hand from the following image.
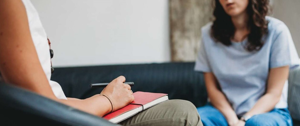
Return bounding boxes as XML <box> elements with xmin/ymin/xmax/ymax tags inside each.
<box><xmin>227</xmin><ymin>116</ymin><xmax>239</xmax><ymax>126</ymax></box>
<box><xmin>100</xmin><ymin>76</ymin><xmax>134</xmax><ymax>112</ymax></box>
<box><xmin>232</xmin><ymin>120</ymin><xmax>245</xmax><ymax>126</ymax></box>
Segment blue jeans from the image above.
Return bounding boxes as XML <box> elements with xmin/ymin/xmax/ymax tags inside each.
<box><xmin>197</xmin><ymin>104</ymin><xmax>292</xmax><ymax>126</ymax></box>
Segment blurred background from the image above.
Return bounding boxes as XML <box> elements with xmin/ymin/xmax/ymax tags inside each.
<box><xmin>31</xmin><ymin>0</ymin><xmax>300</xmax><ymax>67</ymax></box>
<box><xmin>2</xmin><ymin>1</ymin><xmax>300</xmax><ymax>125</ymax></box>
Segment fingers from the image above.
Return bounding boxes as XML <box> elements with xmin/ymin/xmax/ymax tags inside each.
<box><xmin>124</xmin><ymin>84</ymin><xmax>131</xmax><ymax>90</ymax></box>
<box><xmin>113</xmin><ymin>76</ymin><xmax>134</xmax><ymax>103</ymax></box>
<box><xmin>129</xmin><ymin>95</ymin><xmax>134</xmax><ymax>102</ymax></box>
<box><xmin>113</xmin><ymin>76</ymin><xmax>126</xmax><ymax>84</ymax></box>
<box><xmin>126</xmin><ymin>86</ymin><xmax>134</xmax><ymax>102</ymax></box>
<box><xmin>116</xmin><ymin>76</ymin><xmax>126</xmax><ymax>83</ymax></box>
<box><xmin>124</xmin><ymin>84</ymin><xmax>133</xmax><ymax>95</ymax></box>
<box><xmin>128</xmin><ymin>90</ymin><xmax>134</xmax><ymax>102</ymax></box>
<box><xmin>128</xmin><ymin>88</ymin><xmax>133</xmax><ymax>94</ymax></box>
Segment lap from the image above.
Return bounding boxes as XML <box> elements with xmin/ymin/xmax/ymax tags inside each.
<box><xmin>197</xmin><ymin>104</ymin><xmax>228</xmax><ymax>126</ymax></box>
<box><xmin>120</xmin><ymin>100</ymin><xmax>203</xmax><ymax>126</ymax></box>
<box><xmin>197</xmin><ymin>104</ymin><xmax>292</xmax><ymax>126</ymax></box>
<box><xmin>245</xmin><ymin>109</ymin><xmax>292</xmax><ymax>126</ymax></box>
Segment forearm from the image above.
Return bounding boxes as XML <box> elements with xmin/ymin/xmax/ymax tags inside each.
<box><xmin>245</xmin><ymin>93</ymin><xmax>280</xmax><ymax>117</ymax></box>
<box><xmin>204</xmin><ymin>73</ymin><xmax>238</xmax><ymax>125</ymax></box>
<box><xmin>209</xmin><ymin>89</ymin><xmax>238</xmax><ymax>125</ymax></box>
<box><xmin>0</xmin><ymin>0</ymin><xmax>128</xmax><ymax>118</ymax></box>
<box><xmin>57</xmin><ymin>95</ymin><xmax>112</xmax><ymax>117</ymax></box>
<box><xmin>245</xmin><ymin>66</ymin><xmax>289</xmax><ymax>117</ymax></box>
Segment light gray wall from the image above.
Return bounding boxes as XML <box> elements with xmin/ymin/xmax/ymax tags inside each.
<box><xmin>30</xmin><ymin>0</ymin><xmax>300</xmax><ymax>67</ymax></box>
<box><xmin>31</xmin><ymin>0</ymin><xmax>170</xmax><ymax>67</ymax></box>
<box><xmin>272</xmin><ymin>0</ymin><xmax>300</xmax><ymax>55</ymax></box>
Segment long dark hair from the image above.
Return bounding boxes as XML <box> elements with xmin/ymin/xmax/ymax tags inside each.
<box><xmin>211</xmin><ymin>0</ymin><xmax>269</xmax><ymax>51</ymax></box>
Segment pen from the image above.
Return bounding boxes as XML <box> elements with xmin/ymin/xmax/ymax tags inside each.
<box><xmin>91</xmin><ymin>82</ymin><xmax>134</xmax><ymax>87</ymax></box>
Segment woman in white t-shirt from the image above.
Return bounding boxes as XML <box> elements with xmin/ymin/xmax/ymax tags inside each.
<box><xmin>0</xmin><ymin>0</ymin><xmax>202</xmax><ymax>125</ymax></box>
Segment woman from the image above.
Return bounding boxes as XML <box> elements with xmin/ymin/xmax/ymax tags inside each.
<box><xmin>0</xmin><ymin>0</ymin><xmax>202</xmax><ymax>126</ymax></box>
<box><xmin>195</xmin><ymin>0</ymin><xmax>299</xmax><ymax>126</ymax></box>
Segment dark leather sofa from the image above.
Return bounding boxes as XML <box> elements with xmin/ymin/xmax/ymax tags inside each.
<box><xmin>1</xmin><ymin>62</ymin><xmax>299</xmax><ymax>125</ymax></box>
<box><xmin>0</xmin><ymin>83</ymin><xmax>118</xmax><ymax>126</ymax></box>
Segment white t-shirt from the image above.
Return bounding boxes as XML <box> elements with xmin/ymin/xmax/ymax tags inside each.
<box><xmin>22</xmin><ymin>0</ymin><xmax>67</xmax><ymax>99</ymax></box>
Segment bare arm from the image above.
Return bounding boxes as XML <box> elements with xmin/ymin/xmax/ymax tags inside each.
<box><xmin>0</xmin><ymin>0</ymin><xmax>133</xmax><ymax>117</ymax></box>
<box><xmin>0</xmin><ymin>0</ymin><xmax>56</xmax><ymax>98</ymax></box>
<box><xmin>244</xmin><ymin>66</ymin><xmax>289</xmax><ymax>117</ymax></box>
<box><xmin>204</xmin><ymin>72</ymin><xmax>239</xmax><ymax>125</ymax></box>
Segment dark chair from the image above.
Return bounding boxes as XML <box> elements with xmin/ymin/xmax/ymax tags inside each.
<box><xmin>0</xmin><ymin>82</ymin><xmax>118</xmax><ymax>126</ymax></box>
<box><xmin>1</xmin><ymin>62</ymin><xmax>299</xmax><ymax>125</ymax></box>
<box><xmin>51</xmin><ymin>62</ymin><xmax>300</xmax><ymax>126</ymax></box>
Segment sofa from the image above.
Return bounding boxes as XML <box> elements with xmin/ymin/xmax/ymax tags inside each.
<box><xmin>0</xmin><ymin>83</ymin><xmax>118</xmax><ymax>126</ymax></box>
<box><xmin>51</xmin><ymin>62</ymin><xmax>300</xmax><ymax>125</ymax></box>
<box><xmin>0</xmin><ymin>62</ymin><xmax>299</xmax><ymax>125</ymax></box>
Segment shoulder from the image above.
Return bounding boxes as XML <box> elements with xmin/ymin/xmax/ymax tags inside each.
<box><xmin>201</xmin><ymin>22</ymin><xmax>214</xmax><ymax>42</ymax></box>
<box><xmin>266</xmin><ymin>16</ymin><xmax>290</xmax><ymax>36</ymax></box>
<box><xmin>201</xmin><ymin>22</ymin><xmax>213</xmax><ymax>36</ymax></box>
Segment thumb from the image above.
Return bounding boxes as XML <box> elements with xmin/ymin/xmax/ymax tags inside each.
<box><xmin>115</xmin><ymin>76</ymin><xmax>126</xmax><ymax>83</ymax></box>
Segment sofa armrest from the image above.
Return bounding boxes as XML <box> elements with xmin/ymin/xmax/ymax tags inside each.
<box><xmin>288</xmin><ymin>67</ymin><xmax>300</xmax><ymax>124</ymax></box>
<box><xmin>0</xmin><ymin>82</ymin><xmax>118</xmax><ymax>126</ymax></box>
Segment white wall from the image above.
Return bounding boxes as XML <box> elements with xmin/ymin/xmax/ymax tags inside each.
<box><xmin>272</xmin><ymin>0</ymin><xmax>300</xmax><ymax>55</ymax></box>
<box><xmin>31</xmin><ymin>0</ymin><xmax>170</xmax><ymax>67</ymax></box>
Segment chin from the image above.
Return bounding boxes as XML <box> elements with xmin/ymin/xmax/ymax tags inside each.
<box><xmin>226</xmin><ymin>10</ymin><xmax>242</xmax><ymax>17</ymax></box>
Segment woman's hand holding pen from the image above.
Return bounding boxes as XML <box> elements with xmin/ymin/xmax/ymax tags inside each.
<box><xmin>100</xmin><ymin>76</ymin><xmax>134</xmax><ymax>112</ymax></box>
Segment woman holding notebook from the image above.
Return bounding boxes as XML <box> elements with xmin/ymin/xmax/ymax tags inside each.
<box><xmin>195</xmin><ymin>0</ymin><xmax>298</xmax><ymax>126</ymax></box>
<box><xmin>0</xmin><ymin>0</ymin><xmax>202</xmax><ymax>125</ymax></box>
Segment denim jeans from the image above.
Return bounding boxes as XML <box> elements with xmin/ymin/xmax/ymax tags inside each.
<box><xmin>197</xmin><ymin>103</ymin><xmax>292</xmax><ymax>126</ymax></box>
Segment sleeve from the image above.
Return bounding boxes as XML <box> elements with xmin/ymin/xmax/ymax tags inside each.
<box><xmin>194</xmin><ymin>37</ymin><xmax>211</xmax><ymax>72</ymax></box>
<box><xmin>270</xmin><ymin>23</ymin><xmax>300</xmax><ymax>70</ymax></box>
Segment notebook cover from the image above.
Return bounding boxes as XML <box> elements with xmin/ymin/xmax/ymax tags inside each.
<box><xmin>131</xmin><ymin>91</ymin><xmax>168</xmax><ymax>105</ymax></box>
<box><xmin>103</xmin><ymin>91</ymin><xmax>167</xmax><ymax>120</ymax></box>
<box><xmin>103</xmin><ymin>104</ymin><xmax>141</xmax><ymax>120</ymax></box>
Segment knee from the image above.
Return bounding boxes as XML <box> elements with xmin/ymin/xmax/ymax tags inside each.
<box><xmin>165</xmin><ymin>100</ymin><xmax>198</xmax><ymax>114</ymax></box>
<box><xmin>168</xmin><ymin>100</ymin><xmax>196</xmax><ymax>110</ymax></box>
<box><xmin>165</xmin><ymin>100</ymin><xmax>202</xmax><ymax>126</ymax></box>
<box><xmin>197</xmin><ymin>106</ymin><xmax>228</xmax><ymax>126</ymax></box>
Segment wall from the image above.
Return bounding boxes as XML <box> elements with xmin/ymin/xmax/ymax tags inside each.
<box><xmin>30</xmin><ymin>0</ymin><xmax>300</xmax><ymax>67</ymax></box>
<box><xmin>31</xmin><ymin>0</ymin><xmax>170</xmax><ymax>67</ymax></box>
<box><xmin>272</xmin><ymin>0</ymin><xmax>300</xmax><ymax>55</ymax></box>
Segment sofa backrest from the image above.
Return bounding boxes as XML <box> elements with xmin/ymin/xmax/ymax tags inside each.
<box><xmin>2</xmin><ymin>61</ymin><xmax>299</xmax><ymax>125</ymax></box>
<box><xmin>51</xmin><ymin>62</ymin><xmax>208</xmax><ymax>107</ymax></box>
<box><xmin>52</xmin><ymin>62</ymin><xmax>300</xmax><ymax>123</ymax></box>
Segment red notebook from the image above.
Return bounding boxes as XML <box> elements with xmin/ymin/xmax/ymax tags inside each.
<box><xmin>103</xmin><ymin>91</ymin><xmax>168</xmax><ymax>123</ymax></box>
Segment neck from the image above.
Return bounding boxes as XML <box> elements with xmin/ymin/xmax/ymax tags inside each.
<box><xmin>231</xmin><ymin>12</ymin><xmax>248</xmax><ymax>30</ymax></box>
